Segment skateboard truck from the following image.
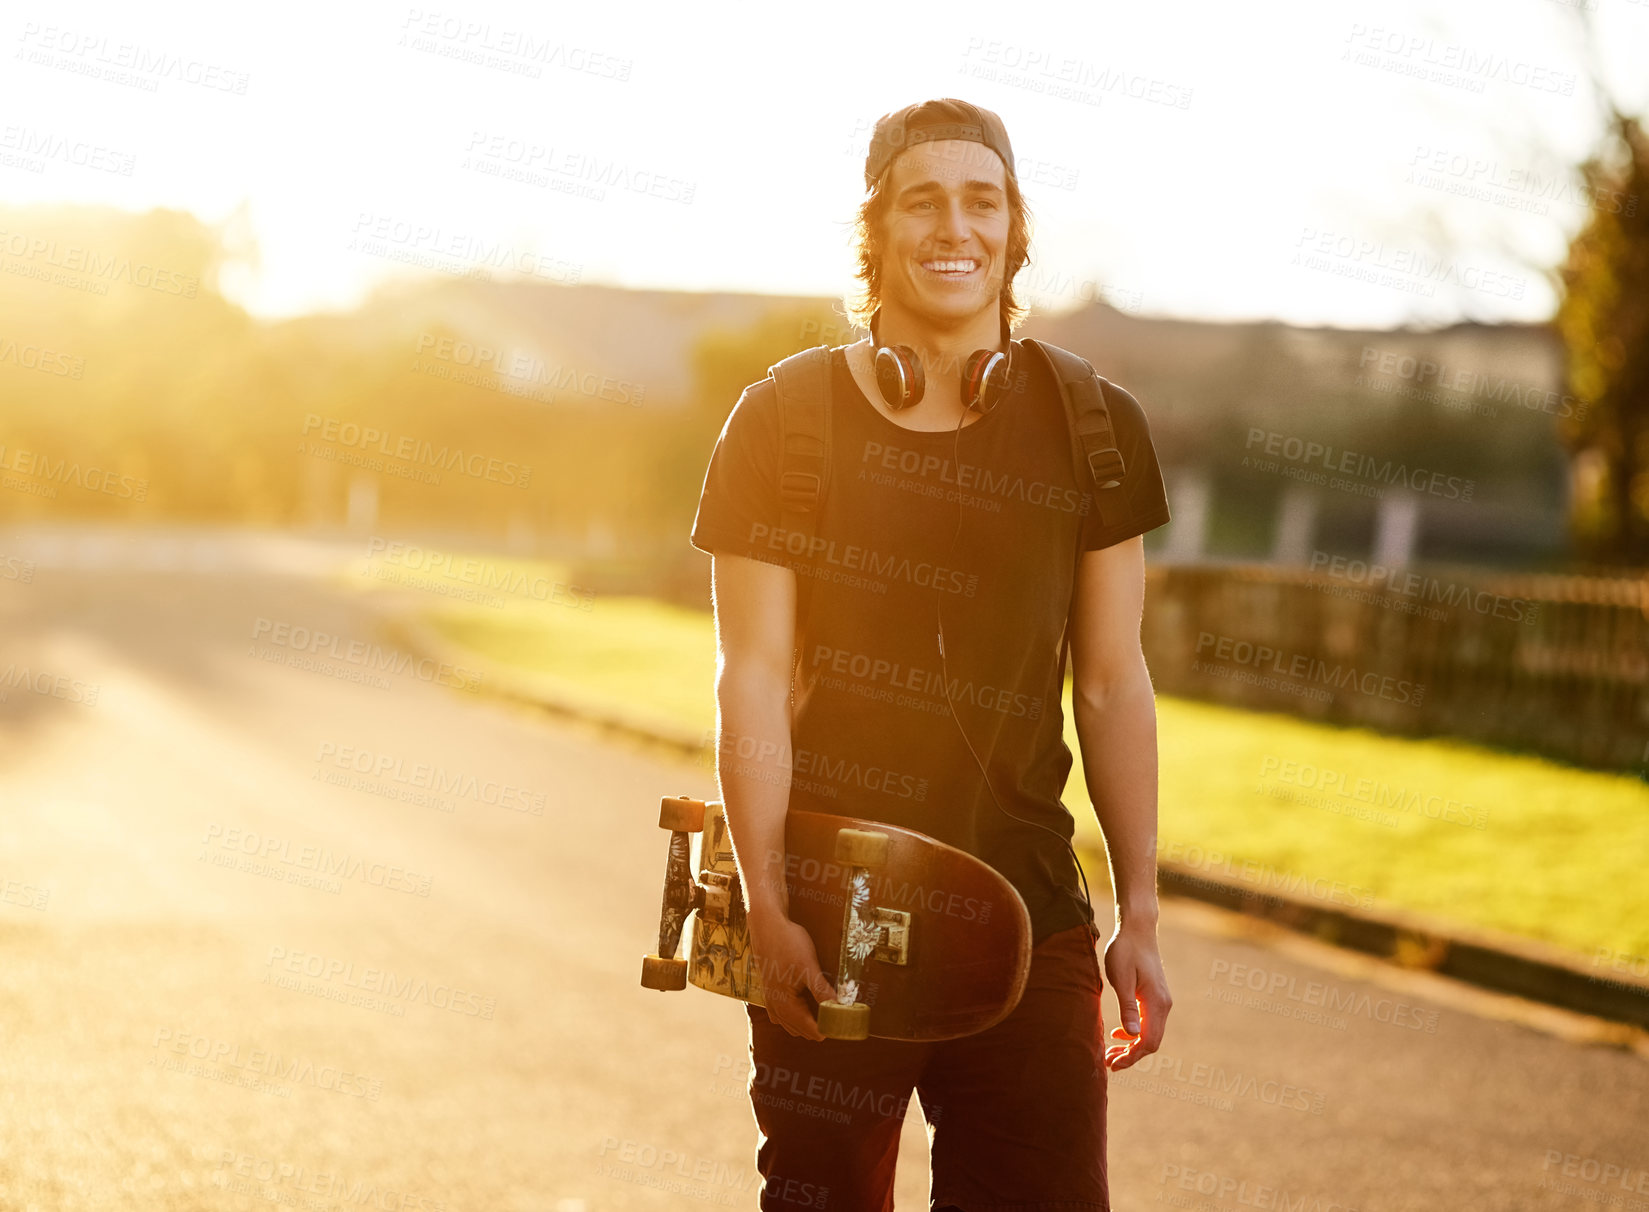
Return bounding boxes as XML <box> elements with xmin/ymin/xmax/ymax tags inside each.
<box><xmin>639</xmin><ymin>798</ymin><xmax>909</xmax><ymax>1041</ymax></box>
<box><xmin>814</xmin><ymin>827</ymin><xmax>895</xmax><ymax>1041</ymax></box>
<box><xmin>639</xmin><ymin>795</ymin><xmax>707</xmax><ymax>992</ymax></box>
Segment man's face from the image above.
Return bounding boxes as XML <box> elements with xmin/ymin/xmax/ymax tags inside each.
<box><xmin>875</xmin><ymin>138</ymin><xmax>1010</xmax><ymax>329</ymax></box>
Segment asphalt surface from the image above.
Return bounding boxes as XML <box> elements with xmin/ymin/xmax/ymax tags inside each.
<box><xmin>0</xmin><ymin>528</ymin><xmax>1645</xmax><ymax>1212</ymax></box>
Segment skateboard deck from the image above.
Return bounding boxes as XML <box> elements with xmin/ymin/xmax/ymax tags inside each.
<box><xmin>641</xmin><ymin>795</ymin><xmax>1032</xmax><ymax>1041</ymax></box>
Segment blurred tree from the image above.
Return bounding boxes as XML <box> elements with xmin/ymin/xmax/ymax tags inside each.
<box><xmin>648</xmin><ymin>302</ymin><xmax>850</xmax><ymax>541</ymax></box>
<box><xmin>1553</xmin><ymin>11</ymin><xmax>1649</xmax><ymax>565</ymax></box>
<box><xmin>689</xmin><ymin>303</ymin><xmax>855</xmax><ymax>436</ymax></box>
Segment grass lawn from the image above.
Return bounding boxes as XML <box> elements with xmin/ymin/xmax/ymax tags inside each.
<box><xmin>392</xmin><ymin>576</ymin><xmax>1649</xmax><ymax>963</ymax></box>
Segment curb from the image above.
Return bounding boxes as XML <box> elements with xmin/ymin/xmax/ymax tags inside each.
<box><xmin>1150</xmin><ymin>863</ymin><xmax>1649</xmax><ymax>1031</ymax></box>
<box><xmin>381</xmin><ymin>610</ymin><xmax>1649</xmax><ymax>1034</ymax></box>
<box><xmin>379</xmin><ymin>614</ymin><xmax>711</xmax><ymax>760</ymax></box>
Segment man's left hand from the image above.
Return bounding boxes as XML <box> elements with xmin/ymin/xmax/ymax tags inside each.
<box><xmin>1101</xmin><ymin>923</ymin><xmax>1171</xmax><ymax>1071</ymax></box>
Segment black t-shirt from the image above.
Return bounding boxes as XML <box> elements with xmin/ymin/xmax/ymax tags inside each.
<box><xmin>690</xmin><ymin>340</ymin><xmax>1171</xmax><ymax>945</ymax></box>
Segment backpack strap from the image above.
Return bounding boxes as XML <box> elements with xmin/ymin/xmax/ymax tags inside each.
<box><xmin>770</xmin><ymin>344</ymin><xmax>834</xmax><ymax>639</ymax></box>
<box><xmin>771</xmin><ymin>344</ymin><xmax>834</xmax><ymax>546</ymax></box>
<box><xmin>1021</xmin><ymin>338</ymin><xmax>1129</xmax><ymax>528</ymax></box>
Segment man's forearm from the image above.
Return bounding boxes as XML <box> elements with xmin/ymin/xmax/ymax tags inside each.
<box><xmin>715</xmin><ymin>668</ymin><xmax>795</xmax><ymax>922</ymax></box>
<box><xmin>1073</xmin><ymin>666</ymin><xmax>1161</xmax><ymax>926</ymax></box>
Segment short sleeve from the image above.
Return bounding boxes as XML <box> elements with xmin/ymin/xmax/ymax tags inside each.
<box><xmin>689</xmin><ymin>378</ymin><xmax>783</xmax><ymax>560</ymax></box>
<box><xmin>1079</xmin><ymin>380</ymin><xmax>1173</xmax><ymax>551</ymax></box>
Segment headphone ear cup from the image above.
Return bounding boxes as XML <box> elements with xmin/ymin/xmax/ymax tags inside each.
<box><xmin>963</xmin><ymin>348</ymin><xmax>1011</xmax><ymax>414</ymax></box>
<box><xmin>874</xmin><ymin>344</ymin><xmax>923</xmax><ymax>410</ymax></box>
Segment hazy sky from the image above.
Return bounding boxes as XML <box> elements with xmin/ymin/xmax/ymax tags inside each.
<box><xmin>4</xmin><ymin>0</ymin><xmax>1643</xmax><ymax>329</ymax></box>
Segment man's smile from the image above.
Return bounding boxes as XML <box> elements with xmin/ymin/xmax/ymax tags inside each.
<box><xmin>919</xmin><ymin>258</ymin><xmax>982</xmax><ymax>278</ymax></box>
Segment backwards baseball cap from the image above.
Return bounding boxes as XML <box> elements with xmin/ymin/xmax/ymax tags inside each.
<box><xmin>863</xmin><ymin>97</ymin><xmax>1016</xmax><ymax>192</ymax></box>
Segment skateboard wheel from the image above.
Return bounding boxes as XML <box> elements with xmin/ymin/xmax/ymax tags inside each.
<box><xmin>640</xmin><ymin>954</ymin><xmax>688</xmax><ymax>991</ymax></box>
<box><xmin>816</xmin><ymin>1000</ymin><xmax>870</xmax><ymax>1040</ymax></box>
<box><xmin>834</xmin><ymin>828</ymin><xmax>888</xmax><ymax>869</ymax></box>
<box><xmin>659</xmin><ymin>796</ymin><xmax>705</xmax><ymax>832</ymax></box>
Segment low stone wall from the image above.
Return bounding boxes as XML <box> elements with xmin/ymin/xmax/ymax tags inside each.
<box><xmin>1142</xmin><ymin>563</ymin><xmax>1649</xmax><ymax>770</ymax></box>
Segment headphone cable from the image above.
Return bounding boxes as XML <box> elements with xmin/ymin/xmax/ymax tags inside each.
<box><xmin>931</xmin><ymin>357</ymin><xmax>1102</xmax><ymax>961</ymax></box>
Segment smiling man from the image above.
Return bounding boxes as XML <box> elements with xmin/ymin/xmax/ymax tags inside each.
<box><xmin>689</xmin><ymin>97</ymin><xmax>1173</xmax><ymax>1211</ymax></box>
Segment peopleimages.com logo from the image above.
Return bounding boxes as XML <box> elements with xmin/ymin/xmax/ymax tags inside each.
<box><xmin>1244</xmin><ymin>428</ymin><xmax>1474</xmax><ymax>500</ymax></box>
<box><xmin>250</xmin><ymin>617</ymin><xmax>482</xmax><ymax>692</ymax></box>
<box><xmin>1309</xmin><ymin>551</ymin><xmax>1539</xmax><ymax>626</ymax></box>
<box><xmin>1193</xmin><ymin>631</ymin><xmax>1425</xmax><ymax>708</ymax></box>
<box><xmin>0</xmin><ymin>225</ymin><xmax>200</xmax><ymax>296</ymax></box>
<box><xmin>363</xmin><ymin>537</ymin><xmax>593</xmax><ymax>610</ymax></box>
<box><xmin>746</xmin><ymin>523</ymin><xmax>978</xmax><ymax>597</ymax></box>
<box><xmin>299</xmin><ymin>415</ymin><xmax>531</xmax><ymax>488</ymax></box>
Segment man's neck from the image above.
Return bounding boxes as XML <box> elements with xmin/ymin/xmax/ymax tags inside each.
<box><xmin>873</xmin><ymin>304</ymin><xmax>1004</xmax><ymax>381</ymax></box>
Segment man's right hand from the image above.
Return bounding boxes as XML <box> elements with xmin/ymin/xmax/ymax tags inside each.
<box><xmin>747</xmin><ymin>907</ymin><xmax>837</xmax><ymax>1041</ymax></box>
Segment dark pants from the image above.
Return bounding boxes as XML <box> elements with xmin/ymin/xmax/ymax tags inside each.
<box><xmin>745</xmin><ymin>923</ymin><xmax>1109</xmax><ymax>1211</ymax></box>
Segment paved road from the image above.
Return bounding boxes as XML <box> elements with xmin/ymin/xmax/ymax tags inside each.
<box><xmin>0</xmin><ymin>529</ymin><xmax>1645</xmax><ymax>1211</ymax></box>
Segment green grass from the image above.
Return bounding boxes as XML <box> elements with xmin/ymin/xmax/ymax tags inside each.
<box><xmin>430</xmin><ymin>595</ymin><xmax>719</xmax><ymax>733</ymax></box>
<box><xmin>398</xmin><ymin>577</ymin><xmax>1649</xmax><ymax>962</ymax></box>
<box><xmin>1134</xmin><ymin>698</ymin><xmax>1649</xmax><ymax>960</ymax></box>
<box><xmin>333</xmin><ymin>547</ymin><xmax>718</xmax><ymax>728</ymax></box>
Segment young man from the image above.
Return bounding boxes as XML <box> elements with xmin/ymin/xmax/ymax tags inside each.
<box><xmin>689</xmin><ymin>97</ymin><xmax>1172</xmax><ymax>1211</ymax></box>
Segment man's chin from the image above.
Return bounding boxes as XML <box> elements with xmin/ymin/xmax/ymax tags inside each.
<box><xmin>885</xmin><ymin>291</ymin><xmax>1001</xmax><ymax>333</ymax></box>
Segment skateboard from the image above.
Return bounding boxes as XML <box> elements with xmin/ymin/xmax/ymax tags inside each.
<box><xmin>639</xmin><ymin>795</ymin><xmax>1032</xmax><ymax>1041</ymax></box>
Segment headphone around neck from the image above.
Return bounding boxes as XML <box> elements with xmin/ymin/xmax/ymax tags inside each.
<box><xmin>869</xmin><ymin>312</ymin><xmax>1014</xmax><ymax>416</ymax></box>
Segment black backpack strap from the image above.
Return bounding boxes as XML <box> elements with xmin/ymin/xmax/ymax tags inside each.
<box><xmin>770</xmin><ymin>344</ymin><xmax>834</xmax><ymax>638</ymax></box>
<box><xmin>1022</xmin><ymin>338</ymin><xmax>1128</xmax><ymax>528</ymax></box>
<box><xmin>771</xmin><ymin>344</ymin><xmax>834</xmax><ymax>544</ymax></box>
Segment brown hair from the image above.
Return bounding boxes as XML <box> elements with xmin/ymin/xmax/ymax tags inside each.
<box><xmin>844</xmin><ymin>160</ymin><xmax>1034</xmax><ymax>335</ymax></box>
